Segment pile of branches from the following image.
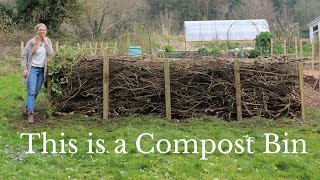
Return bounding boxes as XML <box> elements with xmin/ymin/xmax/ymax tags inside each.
<box><xmin>50</xmin><ymin>56</ymin><xmax>300</xmax><ymax>120</ymax></box>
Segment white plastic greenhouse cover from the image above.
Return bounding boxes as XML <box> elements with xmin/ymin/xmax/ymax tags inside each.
<box><xmin>184</xmin><ymin>19</ymin><xmax>270</xmax><ymax>41</ymax></box>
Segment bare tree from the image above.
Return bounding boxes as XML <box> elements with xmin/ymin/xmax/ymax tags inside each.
<box><xmin>214</xmin><ymin>0</ymin><xmax>228</xmax><ymax>20</ymax></box>
<box><xmin>229</xmin><ymin>0</ymin><xmax>275</xmax><ymax>24</ymax></box>
<box><xmin>294</xmin><ymin>0</ymin><xmax>320</xmax><ymax>29</ymax></box>
<box><xmin>68</xmin><ymin>0</ymin><xmax>147</xmax><ymax>39</ymax></box>
<box><xmin>158</xmin><ymin>8</ymin><xmax>179</xmax><ymax>36</ymax></box>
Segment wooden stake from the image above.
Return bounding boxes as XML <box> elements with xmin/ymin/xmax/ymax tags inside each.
<box><xmin>89</xmin><ymin>43</ymin><xmax>94</xmax><ymax>55</ymax></box>
<box><xmin>100</xmin><ymin>42</ymin><xmax>104</xmax><ymax>55</ymax></box>
<box><xmin>105</xmin><ymin>42</ymin><xmax>109</xmax><ymax>55</ymax></box>
<box><xmin>113</xmin><ymin>41</ymin><xmax>117</xmax><ymax>55</ymax></box>
<box><xmin>103</xmin><ymin>57</ymin><xmax>110</xmax><ymax>120</ymax></box>
<box><xmin>234</xmin><ymin>59</ymin><xmax>242</xmax><ymax>121</ymax></box>
<box><xmin>164</xmin><ymin>59</ymin><xmax>172</xmax><ymax>121</ymax></box>
<box><xmin>55</xmin><ymin>41</ymin><xmax>59</xmax><ymax>52</ymax></box>
<box><xmin>94</xmin><ymin>42</ymin><xmax>98</xmax><ymax>55</ymax></box>
<box><xmin>83</xmin><ymin>42</ymin><xmax>87</xmax><ymax>53</ymax></box>
<box><xmin>298</xmin><ymin>60</ymin><xmax>305</xmax><ymax>121</ymax></box>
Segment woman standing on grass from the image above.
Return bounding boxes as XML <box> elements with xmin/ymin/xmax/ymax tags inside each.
<box><xmin>22</xmin><ymin>23</ymin><xmax>54</xmax><ymax>124</ymax></box>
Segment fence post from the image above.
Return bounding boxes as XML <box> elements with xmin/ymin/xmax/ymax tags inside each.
<box><xmin>234</xmin><ymin>59</ymin><xmax>242</xmax><ymax>121</ymax></box>
<box><xmin>89</xmin><ymin>43</ymin><xmax>94</xmax><ymax>55</ymax></box>
<box><xmin>104</xmin><ymin>42</ymin><xmax>108</xmax><ymax>55</ymax></box>
<box><xmin>100</xmin><ymin>42</ymin><xmax>104</xmax><ymax>55</ymax></box>
<box><xmin>55</xmin><ymin>41</ymin><xmax>59</xmax><ymax>52</ymax></box>
<box><xmin>94</xmin><ymin>42</ymin><xmax>98</xmax><ymax>55</ymax></box>
<box><xmin>103</xmin><ymin>57</ymin><xmax>110</xmax><ymax>120</ymax></box>
<box><xmin>298</xmin><ymin>60</ymin><xmax>306</xmax><ymax>121</ymax></box>
<box><xmin>164</xmin><ymin>59</ymin><xmax>172</xmax><ymax>121</ymax></box>
<box><xmin>113</xmin><ymin>41</ymin><xmax>117</xmax><ymax>55</ymax></box>
<box><xmin>83</xmin><ymin>42</ymin><xmax>87</xmax><ymax>53</ymax></box>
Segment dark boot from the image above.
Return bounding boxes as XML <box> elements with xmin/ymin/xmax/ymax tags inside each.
<box><xmin>28</xmin><ymin>112</ymin><xmax>35</xmax><ymax>124</ymax></box>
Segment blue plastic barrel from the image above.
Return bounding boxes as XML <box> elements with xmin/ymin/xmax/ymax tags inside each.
<box><xmin>128</xmin><ymin>46</ymin><xmax>142</xmax><ymax>57</ymax></box>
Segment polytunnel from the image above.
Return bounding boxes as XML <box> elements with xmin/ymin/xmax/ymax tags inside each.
<box><xmin>184</xmin><ymin>19</ymin><xmax>270</xmax><ymax>41</ymax></box>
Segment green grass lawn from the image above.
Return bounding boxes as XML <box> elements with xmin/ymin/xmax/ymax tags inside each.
<box><xmin>1</xmin><ymin>74</ymin><xmax>320</xmax><ymax>179</ymax></box>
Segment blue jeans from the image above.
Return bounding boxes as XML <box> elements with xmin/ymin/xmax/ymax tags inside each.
<box><xmin>26</xmin><ymin>66</ymin><xmax>44</xmax><ymax>113</ymax></box>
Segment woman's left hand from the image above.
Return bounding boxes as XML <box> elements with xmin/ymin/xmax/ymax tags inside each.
<box><xmin>43</xmin><ymin>37</ymin><xmax>48</xmax><ymax>45</ymax></box>
<box><xmin>23</xmin><ymin>69</ymin><xmax>28</xmax><ymax>78</ymax></box>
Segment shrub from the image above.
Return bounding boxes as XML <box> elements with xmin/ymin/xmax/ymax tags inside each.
<box><xmin>210</xmin><ymin>46</ymin><xmax>221</xmax><ymax>57</ymax></box>
<box><xmin>255</xmin><ymin>32</ymin><xmax>272</xmax><ymax>57</ymax></box>
<box><xmin>197</xmin><ymin>47</ymin><xmax>209</xmax><ymax>55</ymax></box>
<box><xmin>248</xmin><ymin>49</ymin><xmax>259</xmax><ymax>58</ymax></box>
<box><xmin>163</xmin><ymin>45</ymin><xmax>173</xmax><ymax>52</ymax></box>
<box><xmin>219</xmin><ymin>43</ymin><xmax>228</xmax><ymax>50</ymax></box>
<box><xmin>274</xmin><ymin>44</ymin><xmax>284</xmax><ymax>54</ymax></box>
<box><xmin>47</xmin><ymin>46</ymin><xmax>83</xmax><ymax>100</ymax></box>
<box><xmin>227</xmin><ymin>42</ymin><xmax>240</xmax><ymax>49</ymax></box>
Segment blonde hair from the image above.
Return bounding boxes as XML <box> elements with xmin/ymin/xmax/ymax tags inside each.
<box><xmin>32</xmin><ymin>23</ymin><xmax>48</xmax><ymax>53</ymax></box>
<box><xmin>35</xmin><ymin>23</ymin><xmax>47</xmax><ymax>32</ymax></box>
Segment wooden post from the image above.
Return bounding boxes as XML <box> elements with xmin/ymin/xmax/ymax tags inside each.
<box><xmin>89</xmin><ymin>43</ymin><xmax>94</xmax><ymax>55</ymax></box>
<box><xmin>164</xmin><ymin>59</ymin><xmax>172</xmax><ymax>121</ymax></box>
<box><xmin>105</xmin><ymin>42</ymin><xmax>109</xmax><ymax>55</ymax></box>
<box><xmin>55</xmin><ymin>41</ymin><xmax>59</xmax><ymax>52</ymax></box>
<box><xmin>103</xmin><ymin>57</ymin><xmax>110</xmax><ymax>120</ymax></box>
<box><xmin>295</xmin><ymin>36</ymin><xmax>298</xmax><ymax>58</ymax></box>
<box><xmin>100</xmin><ymin>42</ymin><xmax>104</xmax><ymax>55</ymax></box>
<box><xmin>234</xmin><ymin>59</ymin><xmax>242</xmax><ymax>121</ymax></box>
<box><xmin>284</xmin><ymin>39</ymin><xmax>287</xmax><ymax>55</ymax></box>
<box><xmin>94</xmin><ymin>42</ymin><xmax>98</xmax><ymax>55</ymax></box>
<box><xmin>298</xmin><ymin>60</ymin><xmax>306</xmax><ymax>121</ymax></box>
<box><xmin>83</xmin><ymin>42</ymin><xmax>87</xmax><ymax>53</ymax></box>
<box><xmin>271</xmin><ymin>38</ymin><xmax>274</xmax><ymax>57</ymax></box>
<box><xmin>113</xmin><ymin>41</ymin><xmax>117</xmax><ymax>55</ymax></box>
<box><xmin>312</xmin><ymin>40</ymin><xmax>315</xmax><ymax>71</ymax></box>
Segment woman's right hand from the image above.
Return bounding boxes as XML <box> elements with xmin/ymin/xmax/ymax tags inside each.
<box><xmin>23</xmin><ymin>70</ymin><xmax>28</xmax><ymax>78</ymax></box>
